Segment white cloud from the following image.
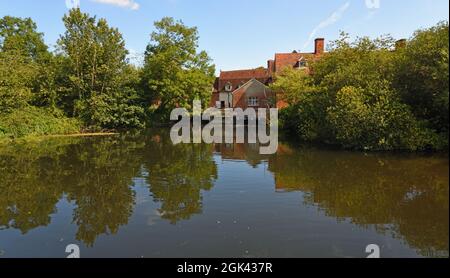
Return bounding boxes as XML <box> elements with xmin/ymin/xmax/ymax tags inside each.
<box><xmin>302</xmin><ymin>1</ymin><xmax>351</xmax><ymax>51</ymax></box>
<box><xmin>92</xmin><ymin>0</ymin><xmax>140</xmax><ymax>10</ymax></box>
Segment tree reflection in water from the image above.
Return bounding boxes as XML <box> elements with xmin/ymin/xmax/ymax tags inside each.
<box><xmin>0</xmin><ymin>131</ymin><xmax>448</xmax><ymax>257</ymax></box>
<box><xmin>143</xmin><ymin>131</ymin><xmax>218</xmax><ymax>224</ymax></box>
<box><xmin>0</xmin><ymin>136</ymin><xmax>144</xmax><ymax>246</ymax></box>
<box><xmin>0</xmin><ymin>131</ymin><xmax>219</xmax><ymax>245</ymax></box>
<box><xmin>268</xmin><ymin>143</ymin><xmax>449</xmax><ymax>257</ymax></box>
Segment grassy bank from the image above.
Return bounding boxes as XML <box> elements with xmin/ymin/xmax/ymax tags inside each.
<box><xmin>0</xmin><ymin>106</ymin><xmax>82</xmax><ymax>143</ymax></box>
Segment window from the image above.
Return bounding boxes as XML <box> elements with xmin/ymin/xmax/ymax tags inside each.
<box><xmin>296</xmin><ymin>58</ymin><xmax>307</xmax><ymax>68</ymax></box>
<box><xmin>225</xmin><ymin>83</ymin><xmax>233</xmax><ymax>92</ymax></box>
<box><xmin>248</xmin><ymin>97</ymin><xmax>259</xmax><ymax>107</ymax></box>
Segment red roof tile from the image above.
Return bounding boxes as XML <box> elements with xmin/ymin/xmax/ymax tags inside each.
<box><xmin>274</xmin><ymin>52</ymin><xmax>315</xmax><ymax>73</ymax></box>
<box><xmin>220</xmin><ymin>68</ymin><xmax>269</xmax><ymax>80</ymax></box>
<box><xmin>217</xmin><ymin>68</ymin><xmax>271</xmax><ymax>92</ymax></box>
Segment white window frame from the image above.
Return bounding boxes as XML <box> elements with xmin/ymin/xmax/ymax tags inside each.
<box><xmin>225</xmin><ymin>83</ymin><xmax>233</xmax><ymax>92</ymax></box>
<box><xmin>299</xmin><ymin>60</ymin><xmax>307</xmax><ymax>68</ymax></box>
<box><xmin>248</xmin><ymin>96</ymin><xmax>259</xmax><ymax>107</ymax></box>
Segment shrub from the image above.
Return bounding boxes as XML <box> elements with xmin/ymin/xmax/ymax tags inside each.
<box><xmin>0</xmin><ymin>106</ymin><xmax>81</xmax><ymax>139</ymax></box>
<box><xmin>327</xmin><ymin>86</ymin><xmax>441</xmax><ymax>151</ymax></box>
<box><xmin>75</xmin><ymin>89</ymin><xmax>145</xmax><ymax>130</ymax></box>
<box><xmin>394</xmin><ymin>21</ymin><xmax>449</xmax><ymax>135</ymax></box>
<box><xmin>271</xmin><ymin>28</ymin><xmax>449</xmax><ymax>151</ymax></box>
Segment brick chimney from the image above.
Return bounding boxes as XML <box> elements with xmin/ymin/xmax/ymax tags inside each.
<box><xmin>395</xmin><ymin>39</ymin><xmax>407</xmax><ymax>50</ymax></box>
<box><xmin>267</xmin><ymin>59</ymin><xmax>275</xmax><ymax>74</ymax></box>
<box><xmin>314</xmin><ymin>38</ymin><xmax>325</xmax><ymax>55</ymax></box>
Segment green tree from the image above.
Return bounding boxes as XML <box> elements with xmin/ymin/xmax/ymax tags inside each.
<box><xmin>394</xmin><ymin>21</ymin><xmax>449</xmax><ymax>136</ymax></box>
<box><xmin>270</xmin><ymin>67</ymin><xmax>317</xmax><ymax>104</ymax></box>
<box><xmin>270</xmin><ymin>68</ymin><xmax>332</xmax><ymax>140</ymax></box>
<box><xmin>0</xmin><ymin>50</ymin><xmax>37</xmax><ymax>112</ymax></box>
<box><xmin>0</xmin><ymin>16</ymin><xmax>49</xmax><ymax>61</ymax></box>
<box><xmin>271</xmin><ymin>31</ymin><xmax>445</xmax><ymax>150</ymax></box>
<box><xmin>57</xmin><ymin>8</ymin><xmax>143</xmax><ymax>129</ymax></box>
<box><xmin>327</xmin><ymin>86</ymin><xmax>437</xmax><ymax>151</ymax></box>
<box><xmin>0</xmin><ymin>16</ymin><xmax>51</xmax><ymax>113</ymax></box>
<box><xmin>141</xmin><ymin>17</ymin><xmax>215</xmax><ymax>122</ymax></box>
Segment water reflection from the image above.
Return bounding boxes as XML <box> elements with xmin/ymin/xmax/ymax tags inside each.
<box><xmin>0</xmin><ymin>137</ymin><xmax>143</xmax><ymax>246</ymax></box>
<box><xmin>268</xmin><ymin>143</ymin><xmax>449</xmax><ymax>257</ymax></box>
<box><xmin>0</xmin><ymin>130</ymin><xmax>448</xmax><ymax>257</ymax></box>
<box><xmin>144</xmin><ymin>132</ymin><xmax>218</xmax><ymax>224</ymax></box>
<box><xmin>214</xmin><ymin>142</ymin><xmax>270</xmax><ymax>167</ymax></box>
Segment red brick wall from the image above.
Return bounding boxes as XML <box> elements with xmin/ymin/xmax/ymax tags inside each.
<box><xmin>315</xmin><ymin>38</ymin><xmax>325</xmax><ymax>55</ymax></box>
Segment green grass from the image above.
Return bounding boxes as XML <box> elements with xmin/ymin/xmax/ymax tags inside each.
<box><xmin>0</xmin><ymin>106</ymin><xmax>81</xmax><ymax>141</ymax></box>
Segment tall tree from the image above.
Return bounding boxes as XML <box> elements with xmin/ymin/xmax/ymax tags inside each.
<box><xmin>141</xmin><ymin>17</ymin><xmax>215</xmax><ymax>122</ymax></box>
<box><xmin>0</xmin><ymin>16</ymin><xmax>49</xmax><ymax>62</ymax></box>
<box><xmin>57</xmin><ymin>8</ymin><xmax>143</xmax><ymax>128</ymax></box>
<box><xmin>0</xmin><ymin>50</ymin><xmax>37</xmax><ymax>112</ymax></box>
<box><xmin>0</xmin><ymin>16</ymin><xmax>50</xmax><ymax>113</ymax></box>
<box><xmin>394</xmin><ymin>21</ymin><xmax>449</xmax><ymax>135</ymax></box>
<box><xmin>271</xmin><ymin>33</ymin><xmax>444</xmax><ymax>151</ymax></box>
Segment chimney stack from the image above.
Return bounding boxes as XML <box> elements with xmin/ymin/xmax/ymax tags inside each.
<box><xmin>267</xmin><ymin>59</ymin><xmax>275</xmax><ymax>74</ymax></box>
<box><xmin>314</xmin><ymin>38</ymin><xmax>325</xmax><ymax>55</ymax></box>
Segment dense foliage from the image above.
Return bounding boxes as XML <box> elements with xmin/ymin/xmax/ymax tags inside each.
<box><xmin>272</xmin><ymin>23</ymin><xmax>449</xmax><ymax>151</ymax></box>
<box><xmin>1</xmin><ymin>10</ymin><xmax>213</xmax><ymax>139</ymax></box>
<box><xmin>56</xmin><ymin>9</ymin><xmax>144</xmax><ymax>129</ymax></box>
<box><xmin>0</xmin><ymin>107</ymin><xmax>80</xmax><ymax>139</ymax></box>
<box><xmin>0</xmin><ymin>9</ymin><xmax>448</xmax><ymax>151</ymax></box>
<box><xmin>141</xmin><ymin>17</ymin><xmax>215</xmax><ymax>123</ymax></box>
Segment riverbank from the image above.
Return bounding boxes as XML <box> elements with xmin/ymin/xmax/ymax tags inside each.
<box><xmin>43</xmin><ymin>132</ymin><xmax>120</xmax><ymax>138</ymax></box>
<box><xmin>0</xmin><ymin>131</ymin><xmax>120</xmax><ymax>145</ymax></box>
<box><xmin>0</xmin><ymin>106</ymin><xmax>122</xmax><ymax>145</ymax></box>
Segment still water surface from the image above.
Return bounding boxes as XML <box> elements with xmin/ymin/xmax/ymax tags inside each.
<box><xmin>0</xmin><ymin>129</ymin><xmax>448</xmax><ymax>258</ymax></box>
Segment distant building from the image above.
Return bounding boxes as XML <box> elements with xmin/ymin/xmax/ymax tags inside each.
<box><xmin>211</xmin><ymin>38</ymin><xmax>326</xmax><ymax>110</ymax></box>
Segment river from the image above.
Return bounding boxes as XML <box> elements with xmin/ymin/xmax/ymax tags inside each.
<box><xmin>0</xmin><ymin>129</ymin><xmax>448</xmax><ymax>258</ymax></box>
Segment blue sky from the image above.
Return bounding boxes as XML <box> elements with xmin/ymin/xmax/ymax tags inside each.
<box><xmin>1</xmin><ymin>0</ymin><xmax>448</xmax><ymax>73</ymax></box>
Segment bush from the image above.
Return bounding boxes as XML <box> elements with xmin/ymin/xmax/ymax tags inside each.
<box><xmin>272</xmin><ymin>28</ymin><xmax>449</xmax><ymax>152</ymax></box>
<box><xmin>327</xmin><ymin>86</ymin><xmax>441</xmax><ymax>151</ymax></box>
<box><xmin>394</xmin><ymin>21</ymin><xmax>449</xmax><ymax>135</ymax></box>
<box><xmin>272</xmin><ymin>68</ymin><xmax>333</xmax><ymax>143</ymax></box>
<box><xmin>75</xmin><ymin>89</ymin><xmax>145</xmax><ymax>130</ymax></box>
<box><xmin>0</xmin><ymin>106</ymin><xmax>81</xmax><ymax>139</ymax></box>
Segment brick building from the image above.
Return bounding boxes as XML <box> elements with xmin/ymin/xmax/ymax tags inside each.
<box><xmin>211</xmin><ymin>38</ymin><xmax>326</xmax><ymax>110</ymax></box>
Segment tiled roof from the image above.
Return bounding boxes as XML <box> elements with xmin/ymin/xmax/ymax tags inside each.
<box><xmin>274</xmin><ymin>52</ymin><xmax>315</xmax><ymax>73</ymax></box>
<box><xmin>216</xmin><ymin>68</ymin><xmax>271</xmax><ymax>92</ymax></box>
<box><xmin>220</xmin><ymin>68</ymin><xmax>269</xmax><ymax>80</ymax></box>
